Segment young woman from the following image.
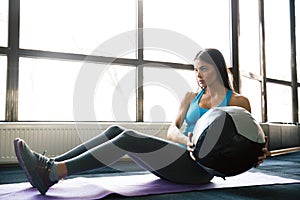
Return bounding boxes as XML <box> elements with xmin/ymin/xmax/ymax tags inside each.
<box><xmin>14</xmin><ymin>48</ymin><xmax>268</xmax><ymax>195</ymax></box>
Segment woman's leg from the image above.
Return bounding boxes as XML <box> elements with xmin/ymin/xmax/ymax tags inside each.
<box><xmin>14</xmin><ymin>125</ymin><xmax>125</xmax><ymax>191</ymax></box>
<box><xmin>53</xmin><ymin>125</ymin><xmax>125</xmax><ymax>161</ymax></box>
<box><xmin>15</xmin><ymin>129</ymin><xmax>213</xmax><ymax>195</ymax></box>
<box><xmin>128</xmin><ymin>150</ymin><xmax>214</xmax><ymax>184</ymax></box>
<box><xmin>63</xmin><ymin>129</ymin><xmax>213</xmax><ymax>184</ymax></box>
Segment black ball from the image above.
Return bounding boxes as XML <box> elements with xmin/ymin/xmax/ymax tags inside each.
<box><xmin>192</xmin><ymin>106</ymin><xmax>266</xmax><ymax>177</ymax></box>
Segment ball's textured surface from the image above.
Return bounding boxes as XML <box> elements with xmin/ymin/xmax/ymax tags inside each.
<box><xmin>192</xmin><ymin>106</ymin><xmax>266</xmax><ymax>177</ymax></box>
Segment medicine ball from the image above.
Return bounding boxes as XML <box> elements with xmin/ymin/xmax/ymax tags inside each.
<box><xmin>192</xmin><ymin>106</ymin><xmax>266</xmax><ymax>177</ymax></box>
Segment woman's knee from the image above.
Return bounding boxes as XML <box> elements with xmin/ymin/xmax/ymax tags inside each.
<box><xmin>101</xmin><ymin>125</ymin><xmax>125</xmax><ymax>139</ymax></box>
<box><xmin>107</xmin><ymin>125</ymin><xmax>125</xmax><ymax>133</ymax></box>
<box><xmin>117</xmin><ymin>130</ymin><xmax>148</xmax><ymax>141</ymax></box>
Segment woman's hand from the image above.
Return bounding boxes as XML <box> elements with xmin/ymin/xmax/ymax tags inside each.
<box><xmin>187</xmin><ymin>132</ymin><xmax>196</xmax><ymax>161</ymax></box>
<box><xmin>255</xmin><ymin>136</ymin><xmax>270</xmax><ymax>167</ymax></box>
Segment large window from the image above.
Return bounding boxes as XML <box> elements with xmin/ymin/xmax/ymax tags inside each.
<box><xmin>0</xmin><ymin>56</ymin><xmax>7</xmax><ymax>120</ymax></box>
<box><xmin>143</xmin><ymin>0</ymin><xmax>231</xmax><ymax>65</ymax></box>
<box><xmin>240</xmin><ymin>77</ymin><xmax>262</xmax><ymax>122</ymax></box>
<box><xmin>264</xmin><ymin>0</ymin><xmax>291</xmax><ymax>81</ymax></box>
<box><xmin>296</xmin><ymin>0</ymin><xmax>300</xmax><ymax>121</ymax></box>
<box><xmin>239</xmin><ymin>0</ymin><xmax>262</xmax><ymax>121</ymax></box>
<box><xmin>94</xmin><ymin>65</ymin><xmax>136</xmax><ymax>122</ymax></box>
<box><xmin>267</xmin><ymin>83</ymin><xmax>292</xmax><ymax>122</ymax></box>
<box><xmin>144</xmin><ymin>67</ymin><xmax>195</xmax><ymax>122</ymax></box>
<box><xmin>16</xmin><ymin>0</ymin><xmax>232</xmax><ymax>122</ymax></box>
<box><xmin>20</xmin><ymin>0</ymin><xmax>137</xmax><ymax>58</ymax></box>
<box><xmin>296</xmin><ymin>0</ymin><xmax>300</xmax><ymax>82</ymax></box>
<box><xmin>239</xmin><ymin>0</ymin><xmax>260</xmax><ymax>75</ymax></box>
<box><xmin>18</xmin><ymin>58</ymin><xmax>137</xmax><ymax>121</ymax></box>
<box><xmin>1</xmin><ymin>0</ymin><xmax>299</xmax><ymax>123</ymax></box>
<box><xmin>0</xmin><ymin>0</ymin><xmax>8</xmax><ymax>47</ymax></box>
<box><xmin>18</xmin><ymin>58</ymin><xmax>83</xmax><ymax>121</ymax></box>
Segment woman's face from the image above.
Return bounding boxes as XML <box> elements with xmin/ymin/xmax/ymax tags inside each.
<box><xmin>194</xmin><ymin>59</ymin><xmax>219</xmax><ymax>88</ymax></box>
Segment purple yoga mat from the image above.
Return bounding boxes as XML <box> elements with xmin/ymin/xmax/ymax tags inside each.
<box><xmin>0</xmin><ymin>171</ymin><xmax>299</xmax><ymax>200</ymax></box>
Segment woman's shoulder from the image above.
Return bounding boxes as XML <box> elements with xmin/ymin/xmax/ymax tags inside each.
<box><xmin>183</xmin><ymin>91</ymin><xmax>198</xmax><ymax>102</ymax></box>
<box><xmin>180</xmin><ymin>91</ymin><xmax>197</xmax><ymax>106</ymax></box>
<box><xmin>229</xmin><ymin>92</ymin><xmax>251</xmax><ymax>112</ymax></box>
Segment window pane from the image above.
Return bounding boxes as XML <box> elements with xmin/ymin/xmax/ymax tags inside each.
<box><xmin>264</xmin><ymin>0</ymin><xmax>291</xmax><ymax>81</ymax></box>
<box><xmin>144</xmin><ymin>0</ymin><xmax>231</xmax><ymax>65</ymax></box>
<box><xmin>94</xmin><ymin>65</ymin><xmax>136</xmax><ymax>121</ymax></box>
<box><xmin>296</xmin><ymin>0</ymin><xmax>300</xmax><ymax>81</ymax></box>
<box><xmin>0</xmin><ymin>0</ymin><xmax>8</xmax><ymax>47</ymax></box>
<box><xmin>0</xmin><ymin>56</ymin><xmax>7</xmax><ymax>120</ymax></box>
<box><xmin>298</xmin><ymin>88</ymin><xmax>300</xmax><ymax>121</ymax></box>
<box><xmin>19</xmin><ymin>58</ymin><xmax>82</xmax><ymax>121</ymax></box>
<box><xmin>144</xmin><ymin>67</ymin><xmax>196</xmax><ymax>122</ymax></box>
<box><xmin>267</xmin><ymin>83</ymin><xmax>292</xmax><ymax>122</ymax></box>
<box><xmin>20</xmin><ymin>0</ymin><xmax>137</xmax><ymax>58</ymax></box>
<box><xmin>19</xmin><ymin>59</ymin><xmax>136</xmax><ymax>121</ymax></box>
<box><xmin>239</xmin><ymin>0</ymin><xmax>261</xmax><ymax>75</ymax></box>
<box><xmin>240</xmin><ymin>77</ymin><xmax>262</xmax><ymax>122</ymax></box>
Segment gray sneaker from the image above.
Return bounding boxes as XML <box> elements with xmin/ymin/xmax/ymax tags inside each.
<box><xmin>14</xmin><ymin>138</ymin><xmax>57</xmax><ymax>195</ymax></box>
<box><xmin>14</xmin><ymin>138</ymin><xmax>36</xmax><ymax>188</ymax></box>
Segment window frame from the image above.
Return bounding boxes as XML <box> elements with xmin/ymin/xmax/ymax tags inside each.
<box><xmin>1</xmin><ymin>0</ymin><xmax>299</xmax><ymax>123</ymax></box>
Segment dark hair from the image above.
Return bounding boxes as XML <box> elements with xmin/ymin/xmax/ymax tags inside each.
<box><xmin>194</xmin><ymin>48</ymin><xmax>232</xmax><ymax>90</ymax></box>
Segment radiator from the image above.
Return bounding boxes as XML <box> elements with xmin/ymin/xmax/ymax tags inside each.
<box><xmin>0</xmin><ymin>122</ymin><xmax>170</xmax><ymax>164</ymax></box>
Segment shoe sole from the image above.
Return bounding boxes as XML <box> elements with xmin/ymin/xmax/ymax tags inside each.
<box><xmin>14</xmin><ymin>138</ymin><xmax>49</xmax><ymax>195</ymax></box>
<box><xmin>14</xmin><ymin>138</ymin><xmax>36</xmax><ymax>188</ymax></box>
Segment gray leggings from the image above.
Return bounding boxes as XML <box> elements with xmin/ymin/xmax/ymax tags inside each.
<box><xmin>53</xmin><ymin>125</ymin><xmax>213</xmax><ymax>184</ymax></box>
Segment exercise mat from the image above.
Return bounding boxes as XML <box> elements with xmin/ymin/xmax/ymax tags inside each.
<box><xmin>0</xmin><ymin>171</ymin><xmax>299</xmax><ymax>200</ymax></box>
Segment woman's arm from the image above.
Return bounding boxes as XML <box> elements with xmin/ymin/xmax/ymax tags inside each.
<box><xmin>229</xmin><ymin>93</ymin><xmax>251</xmax><ymax>113</ymax></box>
<box><xmin>167</xmin><ymin>92</ymin><xmax>196</xmax><ymax>145</ymax></box>
<box><xmin>167</xmin><ymin>124</ymin><xmax>188</xmax><ymax>145</ymax></box>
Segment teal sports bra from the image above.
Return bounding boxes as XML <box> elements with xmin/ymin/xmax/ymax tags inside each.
<box><xmin>183</xmin><ymin>89</ymin><xmax>233</xmax><ymax>136</ymax></box>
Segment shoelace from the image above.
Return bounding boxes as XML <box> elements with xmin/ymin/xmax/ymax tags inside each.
<box><xmin>36</xmin><ymin>154</ymin><xmax>55</xmax><ymax>180</ymax></box>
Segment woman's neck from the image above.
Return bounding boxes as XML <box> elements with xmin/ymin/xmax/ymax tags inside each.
<box><xmin>199</xmin><ymin>85</ymin><xmax>229</xmax><ymax>109</ymax></box>
<box><xmin>204</xmin><ymin>83</ymin><xmax>228</xmax><ymax>99</ymax></box>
